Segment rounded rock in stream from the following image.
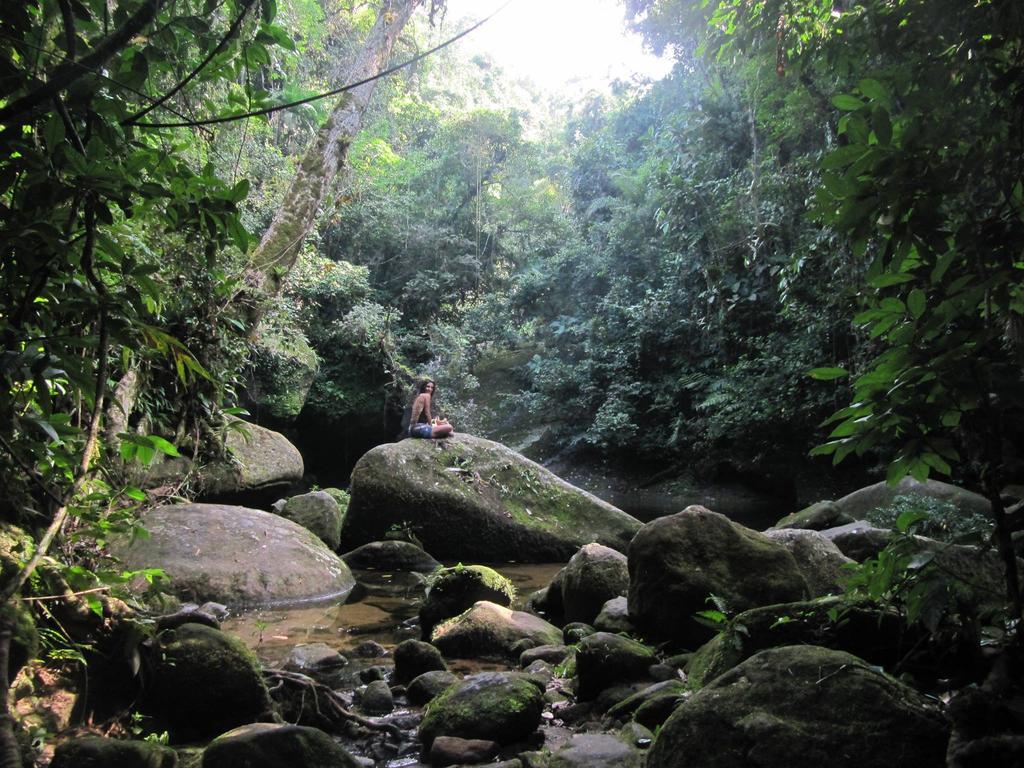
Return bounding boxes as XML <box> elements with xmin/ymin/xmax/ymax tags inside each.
<box><xmin>112</xmin><ymin>503</ymin><xmax>356</xmax><ymax>608</ymax></box>
<box><xmin>418</xmin><ymin>671</ymin><xmax>544</xmax><ymax>749</ymax></box>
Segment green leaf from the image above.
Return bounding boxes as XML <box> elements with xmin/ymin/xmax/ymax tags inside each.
<box><xmin>868</xmin><ymin>272</ymin><xmax>915</xmax><ymax>288</ymax></box>
<box><xmin>858</xmin><ymin>78</ymin><xmax>889</xmax><ymax>104</ymax></box>
<box><xmin>809</xmin><ymin>367</ymin><xmax>849</xmax><ymax>381</ymax></box>
<box><xmin>907</xmin><ymin>289</ymin><xmax>926</xmax><ymax>319</ymax></box>
<box><xmin>832</xmin><ymin>94</ymin><xmax>864</xmax><ymax>111</ymax></box>
<box><xmin>148</xmin><ymin>436</ymin><xmax>180</xmax><ymax>457</ymax></box>
<box><xmin>123</xmin><ymin>487</ymin><xmax>146</xmax><ymax>501</ymax></box>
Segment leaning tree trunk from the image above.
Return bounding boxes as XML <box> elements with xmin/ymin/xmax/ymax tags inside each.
<box><xmin>246</xmin><ymin>0</ymin><xmax>424</xmax><ymax>306</ymax></box>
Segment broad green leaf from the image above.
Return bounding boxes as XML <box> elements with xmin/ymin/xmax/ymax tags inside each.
<box><xmin>858</xmin><ymin>78</ymin><xmax>889</xmax><ymax>104</ymax></box>
<box><xmin>907</xmin><ymin>289</ymin><xmax>926</xmax><ymax>318</ymax></box>
<box><xmin>809</xmin><ymin>367</ymin><xmax>848</xmax><ymax>381</ymax></box>
<box><xmin>832</xmin><ymin>94</ymin><xmax>864</xmax><ymax>111</ymax></box>
<box><xmin>148</xmin><ymin>435</ymin><xmax>180</xmax><ymax>457</ymax></box>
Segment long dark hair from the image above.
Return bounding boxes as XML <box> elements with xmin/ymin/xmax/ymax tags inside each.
<box><xmin>411</xmin><ymin>378</ymin><xmax>436</xmax><ymax>404</ymax></box>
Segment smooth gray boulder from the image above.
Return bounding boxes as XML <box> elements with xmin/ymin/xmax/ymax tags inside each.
<box><xmin>771</xmin><ymin>500</ymin><xmax>855</xmax><ymax>531</ymax></box>
<box><xmin>628</xmin><ymin>506</ymin><xmax>808</xmax><ymax>647</ymax></box>
<box><xmin>342</xmin><ymin>434</ymin><xmax>641</xmax><ymax>561</ymax></box>
<box><xmin>561</xmin><ymin>543</ymin><xmax>629</xmax><ymax>625</ymax></box>
<box><xmin>648</xmin><ymin>645</ymin><xmax>949</xmax><ymax>768</ymax></box>
<box><xmin>112</xmin><ymin>503</ymin><xmax>355</xmax><ymax>608</ymax></box>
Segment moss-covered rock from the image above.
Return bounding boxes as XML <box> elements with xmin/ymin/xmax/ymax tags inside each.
<box><xmin>418</xmin><ymin>671</ymin><xmax>544</xmax><ymax>748</ymax></box>
<box><xmin>431</xmin><ymin>601</ymin><xmax>563</xmax><ymax>660</ymax></box>
<box><xmin>278</xmin><ymin>491</ymin><xmax>342</xmax><ymax>550</ymax></box>
<box><xmin>202</xmin><ymin>723</ymin><xmax>362</xmax><ymax>768</ymax></box>
<box><xmin>628</xmin><ymin>506</ymin><xmax>808</xmax><ymax>647</ymax></box>
<box><xmin>575</xmin><ymin>632</ymin><xmax>657</xmax><ymax>701</ymax></box>
<box><xmin>146</xmin><ymin>623</ymin><xmax>274</xmax><ymax>742</ymax></box>
<box><xmin>684</xmin><ymin>598</ymin><xmax>915</xmax><ymax>689</ymax></box>
<box><xmin>606</xmin><ymin>679</ymin><xmax>688</xmax><ymax>724</ymax></box>
<box><xmin>112</xmin><ymin>503</ymin><xmax>355</xmax><ymax>608</ymax></box>
<box><xmin>648</xmin><ymin>646</ymin><xmax>950</xmax><ymax>768</ymax></box>
<box><xmin>420</xmin><ymin>564</ymin><xmax>515</xmax><ymax>638</ymax></box>
<box><xmin>245</xmin><ymin>326</ymin><xmax>319</xmax><ymax>423</ymax></box>
<box><xmin>342</xmin><ymin>434</ymin><xmax>642</xmax><ymax>561</ymax></box>
<box><xmin>50</xmin><ymin>736</ymin><xmax>177</xmax><ymax>768</ymax></box>
<box><xmin>561</xmin><ymin>543</ymin><xmax>629</xmax><ymax>625</ymax></box>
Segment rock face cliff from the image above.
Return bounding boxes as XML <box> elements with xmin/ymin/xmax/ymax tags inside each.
<box><xmin>341</xmin><ymin>434</ymin><xmax>642</xmax><ymax>562</ymax></box>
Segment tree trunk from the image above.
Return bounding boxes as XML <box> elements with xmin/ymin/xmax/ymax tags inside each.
<box><xmin>246</xmin><ymin>0</ymin><xmax>423</xmax><ymax>304</ymax></box>
<box><xmin>0</xmin><ymin>612</ymin><xmax>22</xmax><ymax>768</ymax></box>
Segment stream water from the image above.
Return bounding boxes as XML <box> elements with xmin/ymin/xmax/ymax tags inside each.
<box><xmin>222</xmin><ymin>562</ymin><xmax>564</xmax><ymax>667</ymax></box>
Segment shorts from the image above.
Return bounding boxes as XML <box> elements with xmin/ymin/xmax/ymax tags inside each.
<box><xmin>409</xmin><ymin>423</ymin><xmax>433</xmax><ymax>439</ymax></box>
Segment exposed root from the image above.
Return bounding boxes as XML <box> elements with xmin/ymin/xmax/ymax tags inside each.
<box><xmin>262</xmin><ymin>668</ymin><xmax>401</xmax><ymax>739</ymax></box>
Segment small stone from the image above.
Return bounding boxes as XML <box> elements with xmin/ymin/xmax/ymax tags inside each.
<box><xmin>359</xmin><ymin>666</ymin><xmax>388</xmax><ymax>683</ymax></box>
<box><xmin>352</xmin><ymin>640</ymin><xmax>387</xmax><ymax>658</ymax></box>
<box><xmin>429</xmin><ymin>735</ymin><xmax>500</xmax><ymax>766</ymax></box>
<box><xmin>360</xmin><ymin>680</ymin><xmax>394</xmax><ymax>715</ymax></box>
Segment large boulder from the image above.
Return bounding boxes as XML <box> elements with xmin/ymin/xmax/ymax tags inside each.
<box><xmin>628</xmin><ymin>506</ymin><xmax>808</xmax><ymax>647</ymax></box>
<box><xmin>200</xmin><ymin>421</ymin><xmax>304</xmax><ymax>504</ymax></box>
<box><xmin>420</xmin><ymin>565</ymin><xmax>516</xmax><ymax>638</ymax></box>
<box><xmin>145</xmin><ymin>623</ymin><xmax>274</xmax><ymax>742</ymax></box>
<box><xmin>202</xmin><ymin>723</ymin><xmax>362</xmax><ymax>768</ymax></box>
<box><xmin>141</xmin><ymin>421</ymin><xmax>303</xmax><ymax>507</ymax></box>
<box><xmin>342</xmin><ymin>434</ymin><xmax>641</xmax><ymax>561</ymax></box>
<box><xmin>647</xmin><ymin>645</ymin><xmax>950</xmax><ymax>768</ymax></box>
<box><xmin>277</xmin><ymin>491</ymin><xmax>342</xmax><ymax>550</ymax></box>
<box><xmin>561</xmin><ymin>543</ymin><xmax>630</xmax><ymax>625</ymax></box>
<box><xmin>112</xmin><ymin>503</ymin><xmax>355</xmax><ymax>608</ymax></box>
<box><xmin>833</xmin><ymin>477</ymin><xmax>990</xmax><ymax>521</ymax></box>
<box><xmin>763</xmin><ymin>528</ymin><xmax>853</xmax><ymax>596</ymax></box>
<box><xmin>418</xmin><ymin>671</ymin><xmax>544</xmax><ymax>748</ymax></box>
<box><xmin>431</xmin><ymin>601</ymin><xmax>563</xmax><ymax>660</ymax></box>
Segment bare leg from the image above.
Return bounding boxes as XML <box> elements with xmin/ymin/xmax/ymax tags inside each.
<box><xmin>432</xmin><ymin>423</ymin><xmax>454</xmax><ymax>438</ymax></box>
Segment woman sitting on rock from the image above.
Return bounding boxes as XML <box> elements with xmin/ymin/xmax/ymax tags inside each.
<box><xmin>408</xmin><ymin>379</ymin><xmax>454</xmax><ymax>439</ymax></box>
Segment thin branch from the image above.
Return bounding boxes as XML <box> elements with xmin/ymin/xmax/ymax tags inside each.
<box><xmin>125</xmin><ymin>0</ymin><xmax>259</xmax><ymax>123</ymax></box>
<box><xmin>57</xmin><ymin>0</ymin><xmax>77</xmax><ymax>61</ymax></box>
<box><xmin>128</xmin><ymin>0</ymin><xmax>515</xmax><ymax>129</ymax></box>
<box><xmin>0</xmin><ymin>0</ymin><xmax>167</xmax><ymax>127</ymax></box>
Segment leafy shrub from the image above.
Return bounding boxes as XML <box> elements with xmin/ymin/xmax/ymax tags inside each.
<box><xmin>867</xmin><ymin>494</ymin><xmax>993</xmax><ymax>543</ymax></box>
